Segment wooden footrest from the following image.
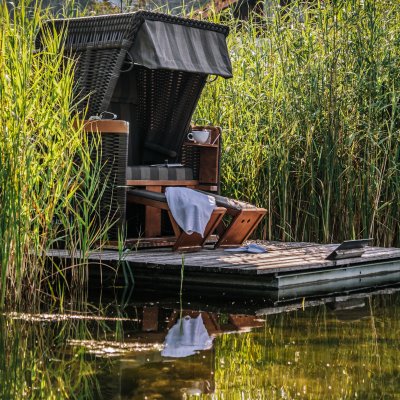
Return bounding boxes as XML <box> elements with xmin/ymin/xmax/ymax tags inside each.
<box><xmin>195</xmin><ymin>190</ymin><xmax>267</xmax><ymax>248</ymax></box>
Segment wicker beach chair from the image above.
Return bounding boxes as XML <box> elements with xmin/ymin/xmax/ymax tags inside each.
<box><xmin>37</xmin><ymin>12</ymin><xmax>233</xmax><ymax>248</ymax></box>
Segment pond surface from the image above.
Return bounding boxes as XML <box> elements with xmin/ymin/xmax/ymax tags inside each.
<box><xmin>1</xmin><ymin>288</ymin><xmax>400</xmax><ymax>399</ymax></box>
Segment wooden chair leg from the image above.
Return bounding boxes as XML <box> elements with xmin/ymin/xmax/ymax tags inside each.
<box><xmin>215</xmin><ymin>209</ymin><xmax>266</xmax><ymax>248</ymax></box>
<box><xmin>144</xmin><ymin>186</ymin><xmax>162</xmax><ymax>237</ymax></box>
<box><xmin>172</xmin><ymin>207</ymin><xmax>226</xmax><ymax>252</ymax></box>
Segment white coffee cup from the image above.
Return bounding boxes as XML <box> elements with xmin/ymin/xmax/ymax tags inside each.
<box><xmin>187</xmin><ymin>130</ymin><xmax>210</xmax><ymax>144</ymax></box>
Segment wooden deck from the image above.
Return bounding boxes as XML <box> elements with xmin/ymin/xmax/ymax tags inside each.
<box><xmin>47</xmin><ymin>242</ymin><xmax>400</xmax><ymax>302</ymax></box>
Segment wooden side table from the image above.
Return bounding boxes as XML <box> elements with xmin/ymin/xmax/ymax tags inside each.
<box><xmin>183</xmin><ymin>142</ymin><xmax>220</xmax><ymax>189</ymax></box>
<box><xmin>181</xmin><ymin>125</ymin><xmax>222</xmax><ymax>193</ymax></box>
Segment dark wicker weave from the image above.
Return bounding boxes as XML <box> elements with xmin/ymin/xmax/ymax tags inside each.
<box><xmin>83</xmin><ymin>121</ymin><xmax>128</xmax><ymax>241</ymax></box>
<box><xmin>134</xmin><ymin>66</ymin><xmax>207</xmax><ymax>164</ymax></box>
<box><xmin>36</xmin><ymin>13</ymin><xmax>140</xmax><ymax>116</ymax></box>
<box><xmin>108</xmin><ymin>66</ymin><xmax>207</xmax><ymax>165</ymax></box>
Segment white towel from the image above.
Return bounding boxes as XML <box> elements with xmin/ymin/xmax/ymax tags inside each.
<box><xmin>165</xmin><ymin>187</ymin><xmax>216</xmax><ymax>237</ymax></box>
<box><xmin>161</xmin><ymin>315</ymin><xmax>213</xmax><ymax>358</ymax></box>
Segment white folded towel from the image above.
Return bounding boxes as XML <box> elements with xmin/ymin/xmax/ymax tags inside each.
<box><xmin>165</xmin><ymin>187</ymin><xmax>216</xmax><ymax>237</ymax></box>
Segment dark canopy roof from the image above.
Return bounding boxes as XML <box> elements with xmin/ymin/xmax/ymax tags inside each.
<box><xmin>131</xmin><ymin>19</ymin><xmax>232</xmax><ymax>78</ymax></box>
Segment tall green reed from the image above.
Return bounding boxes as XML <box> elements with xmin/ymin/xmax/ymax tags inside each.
<box><xmin>0</xmin><ymin>1</ymin><xmax>111</xmax><ymax>308</ymax></box>
<box><xmin>196</xmin><ymin>0</ymin><xmax>400</xmax><ymax>246</ymax></box>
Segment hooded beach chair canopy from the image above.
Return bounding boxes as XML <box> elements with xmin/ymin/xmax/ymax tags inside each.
<box><xmin>37</xmin><ymin>11</ymin><xmax>232</xmax><ymax>164</ymax></box>
<box><xmin>131</xmin><ymin>19</ymin><xmax>232</xmax><ymax>78</ymax></box>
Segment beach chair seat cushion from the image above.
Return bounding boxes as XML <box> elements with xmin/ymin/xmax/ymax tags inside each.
<box><xmin>127</xmin><ymin>166</ymin><xmax>194</xmax><ymax>181</ymax></box>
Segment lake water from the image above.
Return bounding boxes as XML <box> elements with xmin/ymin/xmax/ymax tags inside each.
<box><xmin>1</xmin><ymin>287</ymin><xmax>400</xmax><ymax>399</ymax></box>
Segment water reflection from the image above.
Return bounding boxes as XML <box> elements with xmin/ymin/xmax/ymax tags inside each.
<box><xmin>162</xmin><ymin>315</ymin><xmax>213</xmax><ymax>358</ymax></box>
<box><xmin>0</xmin><ymin>311</ymin><xmax>100</xmax><ymax>399</ymax></box>
<box><xmin>328</xmin><ymin>298</ymin><xmax>371</xmax><ymax>322</ymax></box>
<box><xmin>1</xmin><ymin>288</ymin><xmax>400</xmax><ymax>399</ymax></box>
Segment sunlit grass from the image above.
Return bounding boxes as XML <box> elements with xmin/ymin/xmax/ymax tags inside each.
<box><xmin>0</xmin><ymin>1</ymin><xmax>111</xmax><ymax>308</ymax></box>
<box><xmin>196</xmin><ymin>0</ymin><xmax>400</xmax><ymax>246</ymax></box>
